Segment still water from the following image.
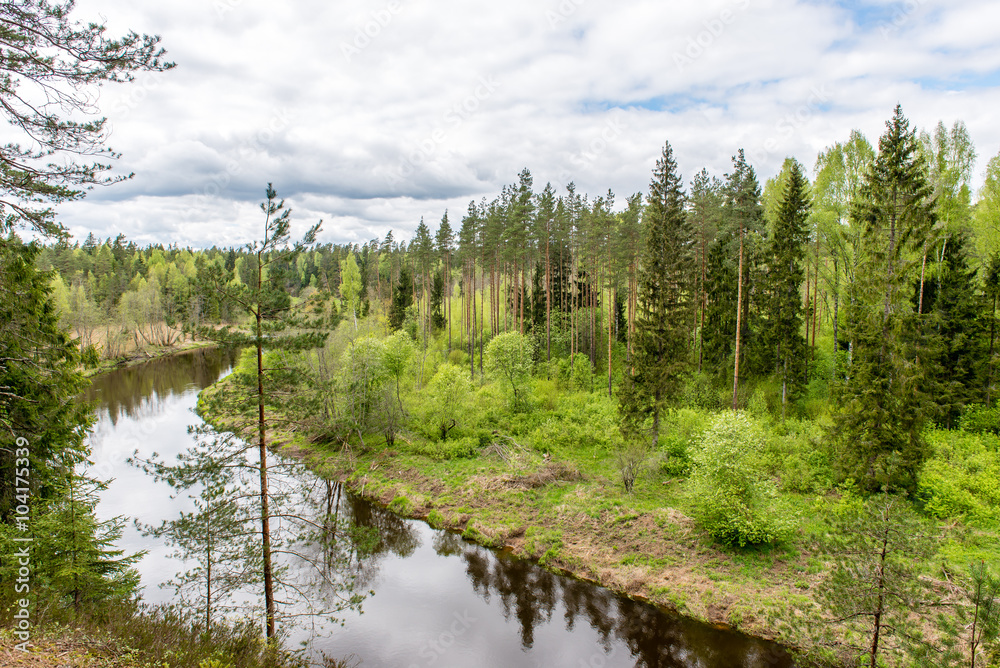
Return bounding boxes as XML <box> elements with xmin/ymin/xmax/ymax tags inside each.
<box><xmin>83</xmin><ymin>347</ymin><xmax>796</xmax><ymax>667</ymax></box>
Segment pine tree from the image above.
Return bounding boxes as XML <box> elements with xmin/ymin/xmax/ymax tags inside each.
<box><xmin>619</xmin><ymin>141</ymin><xmax>695</xmax><ymax>444</ymax></box>
<box><xmin>764</xmin><ymin>159</ymin><xmax>812</xmax><ymax>418</ymax></box>
<box><xmin>832</xmin><ymin>105</ymin><xmax>936</xmax><ymax>493</ymax></box>
<box><xmin>724</xmin><ymin>150</ymin><xmax>764</xmax><ymax>408</ymax></box>
<box><xmin>197</xmin><ymin>184</ymin><xmax>327</xmax><ymax>641</ymax></box>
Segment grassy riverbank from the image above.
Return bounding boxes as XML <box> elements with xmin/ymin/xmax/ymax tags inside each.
<box><xmin>198</xmin><ymin>364</ymin><xmax>1000</xmax><ymax>667</ymax></box>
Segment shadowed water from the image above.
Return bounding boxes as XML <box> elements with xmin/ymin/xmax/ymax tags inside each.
<box><xmin>85</xmin><ymin>347</ymin><xmax>796</xmax><ymax>668</ymax></box>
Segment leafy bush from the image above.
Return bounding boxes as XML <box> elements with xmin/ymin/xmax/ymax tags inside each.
<box><xmin>484</xmin><ymin>332</ymin><xmax>535</xmax><ymax>409</ymax></box>
<box><xmin>657</xmin><ymin>434</ymin><xmax>691</xmax><ymax>477</ymax></box>
<box><xmin>918</xmin><ymin>430</ymin><xmax>1000</xmax><ymax>525</ymax></box>
<box><xmin>688</xmin><ymin>412</ymin><xmax>793</xmax><ymax>548</ymax></box>
<box><xmin>420</xmin><ymin>362</ymin><xmax>472</xmax><ymax>440</ymax></box>
<box><xmin>414</xmin><ymin>436</ymin><xmax>479</xmax><ymax>461</ymax></box>
<box><xmin>960</xmin><ymin>404</ymin><xmax>1000</xmax><ymax>436</ymax></box>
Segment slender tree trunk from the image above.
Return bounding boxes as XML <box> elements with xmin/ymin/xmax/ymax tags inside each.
<box><xmin>989</xmin><ymin>294</ymin><xmax>997</xmax><ymax>406</ymax></box>
<box><xmin>257</xmin><ymin>313</ymin><xmax>275</xmax><ymax>641</ymax></box>
<box><xmin>546</xmin><ymin>232</ymin><xmax>552</xmax><ymax>368</ymax></box>
<box><xmin>255</xmin><ymin>251</ymin><xmax>276</xmax><ymax>642</ymax></box>
<box><xmin>811</xmin><ymin>236</ymin><xmax>819</xmax><ymax>361</ymax></box>
<box><xmin>918</xmin><ymin>244</ymin><xmax>927</xmax><ymax>314</ymax></box>
<box><xmin>732</xmin><ymin>223</ymin><xmax>745</xmax><ymax>410</ymax></box>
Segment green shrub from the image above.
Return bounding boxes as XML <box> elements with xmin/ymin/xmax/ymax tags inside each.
<box><xmin>657</xmin><ymin>434</ymin><xmax>691</xmax><ymax>477</ymax></box>
<box><xmin>960</xmin><ymin>404</ymin><xmax>1000</xmax><ymax>436</ymax></box>
<box><xmin>918</xmin><ymin>430</ymin><xmax>1000</xmax><ymax>525</ymax></box>
<box><xmin>414</xmin><ymin>436</ymin><xmax>479</xmax><ymax>461</ymax></box>
<box><xmin>688</xmin><ymin>412</ymin><xmax>793</xmax><ymax>548</ymax></box>
<box><xmin>524</xmin><ymin>527</ymin><xmax>564</xmax><ymax>567</ymax></box>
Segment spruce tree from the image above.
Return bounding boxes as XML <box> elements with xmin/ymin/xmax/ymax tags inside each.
<box><xmin>917</xmin><ymin>233</ymin><xmax>986</xmax><ymax>427</ymax></box>
<box><xmin>619</xmin><ymin>141</ymin><xmax>695</xmax><ymax>444</ymax></box>
<box><xmin>764</xmin><ymin>159</ymin><xmax>811</xmax><ymax>418</ymax></box>
<box><xmin>832</xmin><ymin>105</ymin><xmax>936</xmax><ymax>492</ymax></box>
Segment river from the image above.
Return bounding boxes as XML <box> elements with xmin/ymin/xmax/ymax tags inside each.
<box><xmin>83</xmin><ymin>347</ymin><xmax>796</xmax><ymax>667</ymax></box>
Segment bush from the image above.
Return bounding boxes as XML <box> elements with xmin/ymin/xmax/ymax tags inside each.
<box><xmin>420</xmin><ymin>362</ymin><xmax>472</xmax><ymax>440</ymax></box>
<box><xmin>657</xmin><ymin>434</ymin><xmax>691</xmax><ymax>477</ymax></box>
<box><xmin>960</xmin><ymin>404</ymin><xmax>1000</xmax><ymax>436</ymax></box>
<box><xmin>688</xmin><ymin>412</ymin><xmax>793</xmax><ymax>548</ymax></box>
<box><xmin>483</xmin><ymin>332</ymin><xmax>534</xmax><ymax>410</ymax></box>
<box><xmin>414</xmin><ymin>436</ymin><xmax>479</xmax><ymax>461</ymax></box>
<box><xmin>918</xmin><ymin>430</ymin><xmax>1000</xmax><ymax>525</ymax></box>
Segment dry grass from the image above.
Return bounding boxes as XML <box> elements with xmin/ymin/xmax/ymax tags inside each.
<box><xmin>0</xmin><ymin>627</ymin><xmax>142</xmax><ymax>667</ymax></box>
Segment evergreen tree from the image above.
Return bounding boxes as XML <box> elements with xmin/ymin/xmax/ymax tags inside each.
<box><xmin>764</xmin><ymin>159</ymin><xmax>812</xmax><ymax>418</ymax></box>
<box><xmin>0</xmin><ymin>237</ymin><xmax>92</xmax><ymax>517</ymax></box>
<box><xmin>619</xmin><ymin>141</ymin><xmax>695</xmax><ymax>444</ymax></box>
<box><xmin>832</xmin><ymin>105</ymin><xmax>936</xmax><ymax>493</ymax></box>
<box><xmin>389</xmin><ymin>265</ymin><xmax>414</xmax><ymax>332</ymax></box>
<box><xmin>917</xmin><ymin>233</ymin><xmax>986</xmax><ymax>427</ymax></box>
<box><xmin>197</xmin><ymin>184</ymin><xmax>326</xmax><ymax>641</ymax></box>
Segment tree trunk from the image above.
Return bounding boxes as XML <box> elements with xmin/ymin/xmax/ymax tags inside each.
<box><xmin>732</xmin><ymin>223</ymin><xmax>745</xmax><ymax>410</ymax></box>
<box><xmin>256</xmin><ymin>253</ymin><xmax>276</xmax><ymax>642</ymax></box>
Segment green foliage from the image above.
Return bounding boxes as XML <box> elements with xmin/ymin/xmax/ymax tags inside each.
<box><xmin>962</xmin><ymin>560</ymin><xmax>1000</xmax><ymax>667</ymax></box>
<box><xmin>831</xmin><ymin>106</ymin><xmax>935</xmax><ymax>494</ymax></box>
<box><xmin>413</xmin><ymin>435</ymin><xmax>479</xmax><ymax>461</ymax></box>
<box><xmin>688</xmin><ymin>412</ymin><xmax>792</xmax><ymax>548</ymax></box>
<box><xmin>422</xmin><ymin>362</ymin><xmax>472</xmax><ymax>440</ymax></box>
<box><xmin>524</xmin><ymin>527</ymin><xmax>564</xmax><ymax>567</ymax></box>
<box><xmin>0</xmin><ymin>237</ymin><xmax>92</xmax><ymax>517</ymax></box>
<box><xmin>484</xmin><ymin>331</ymin><xmax>535</xmax><ymax>409</ymax></box>
<box><xmin>918</xmin><ymin>430</ymin><xmax>1000</xmax><ymax>525</ymax></box>
<box><xmin>819</xmin><ymin>494</ymin><xmax>937</xmax><ymax>667</ymax></box>
<box><xmin>622</xmin><ymin>140</ymin><xmax>696</xmax><ymax>440</ymax></box>
<box><xmin>0</xmin><ymin>4</ymin><xmax>172</xmax><ymax>238</ymax></box>
<box><xmin>961</xmin><ymin>404</ymin><xmax>1000</xmax><ymax>436</ymax></box>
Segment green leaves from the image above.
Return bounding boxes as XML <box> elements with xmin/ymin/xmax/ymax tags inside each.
<box><xmin>687</xmin><ymin>412</ymin><xmax>792</xmax><ymax>548</ymax></box>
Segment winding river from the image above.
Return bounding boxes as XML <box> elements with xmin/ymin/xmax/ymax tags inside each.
<box><xmin>83</xmin><ymin>347</ymin><xmax>796</xmax><ymax>667</ymax></box>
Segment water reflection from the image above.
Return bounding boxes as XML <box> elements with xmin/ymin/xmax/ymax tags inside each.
<box><xmin>314</xmin><ymin>489</ymin><xmax>795</xmax><ymax>668</ymax></box>
<box><xmin>83</xmin><ymin>346</ymin><xmax>241</xmax><ymax>425</ymax></box>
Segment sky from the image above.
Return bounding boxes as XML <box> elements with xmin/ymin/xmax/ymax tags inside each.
<box><xmin>44</xmin><ymin>0</ymin><xmax>1000</xmax><ymax>248</ymax></box>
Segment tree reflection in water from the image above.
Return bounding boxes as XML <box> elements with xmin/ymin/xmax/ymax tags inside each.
<box><xmin>446</xmin><ymin>530</ymin><xmax>795</xmax><ymax>668</ymax></box>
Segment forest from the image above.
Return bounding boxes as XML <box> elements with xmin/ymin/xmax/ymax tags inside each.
<box><xmin>5</xmin><ymin>102</ymin><xmax>999</xmax><ymax>666</ymax></box>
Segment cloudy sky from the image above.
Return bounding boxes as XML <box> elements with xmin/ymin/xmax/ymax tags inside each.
<box><xmin>51</xmin><ymin>0</ymin><xmax>1000</xmax><ymax>248</ymax></box>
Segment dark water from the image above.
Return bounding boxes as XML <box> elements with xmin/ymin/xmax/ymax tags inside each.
<box><xmin>84</xmin><ymin>347</ymin><xmax>796</xmax><ymax>668</ymax></box>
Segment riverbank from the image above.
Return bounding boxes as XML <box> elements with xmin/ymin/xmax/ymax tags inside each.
<box><xmin>198</xmin><ymin>376</ymin><xmax>868</xmax><ymax>665</ymax></box>
<box><xmin>84</xmin><ymin>339</ymin><xmax>217</xmax><ymax>378</ymax></box>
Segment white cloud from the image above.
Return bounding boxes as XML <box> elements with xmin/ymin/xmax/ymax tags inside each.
<box><xmin>47</xmin><ymin>0</ymin><xmax>1000</xmax><ymax>247</ymax></box>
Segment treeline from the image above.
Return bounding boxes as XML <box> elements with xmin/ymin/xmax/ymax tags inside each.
<box><xmin>43</xmin><ymin>109</ymin><xmax>999</xmax><ymax>438</ymax></box>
